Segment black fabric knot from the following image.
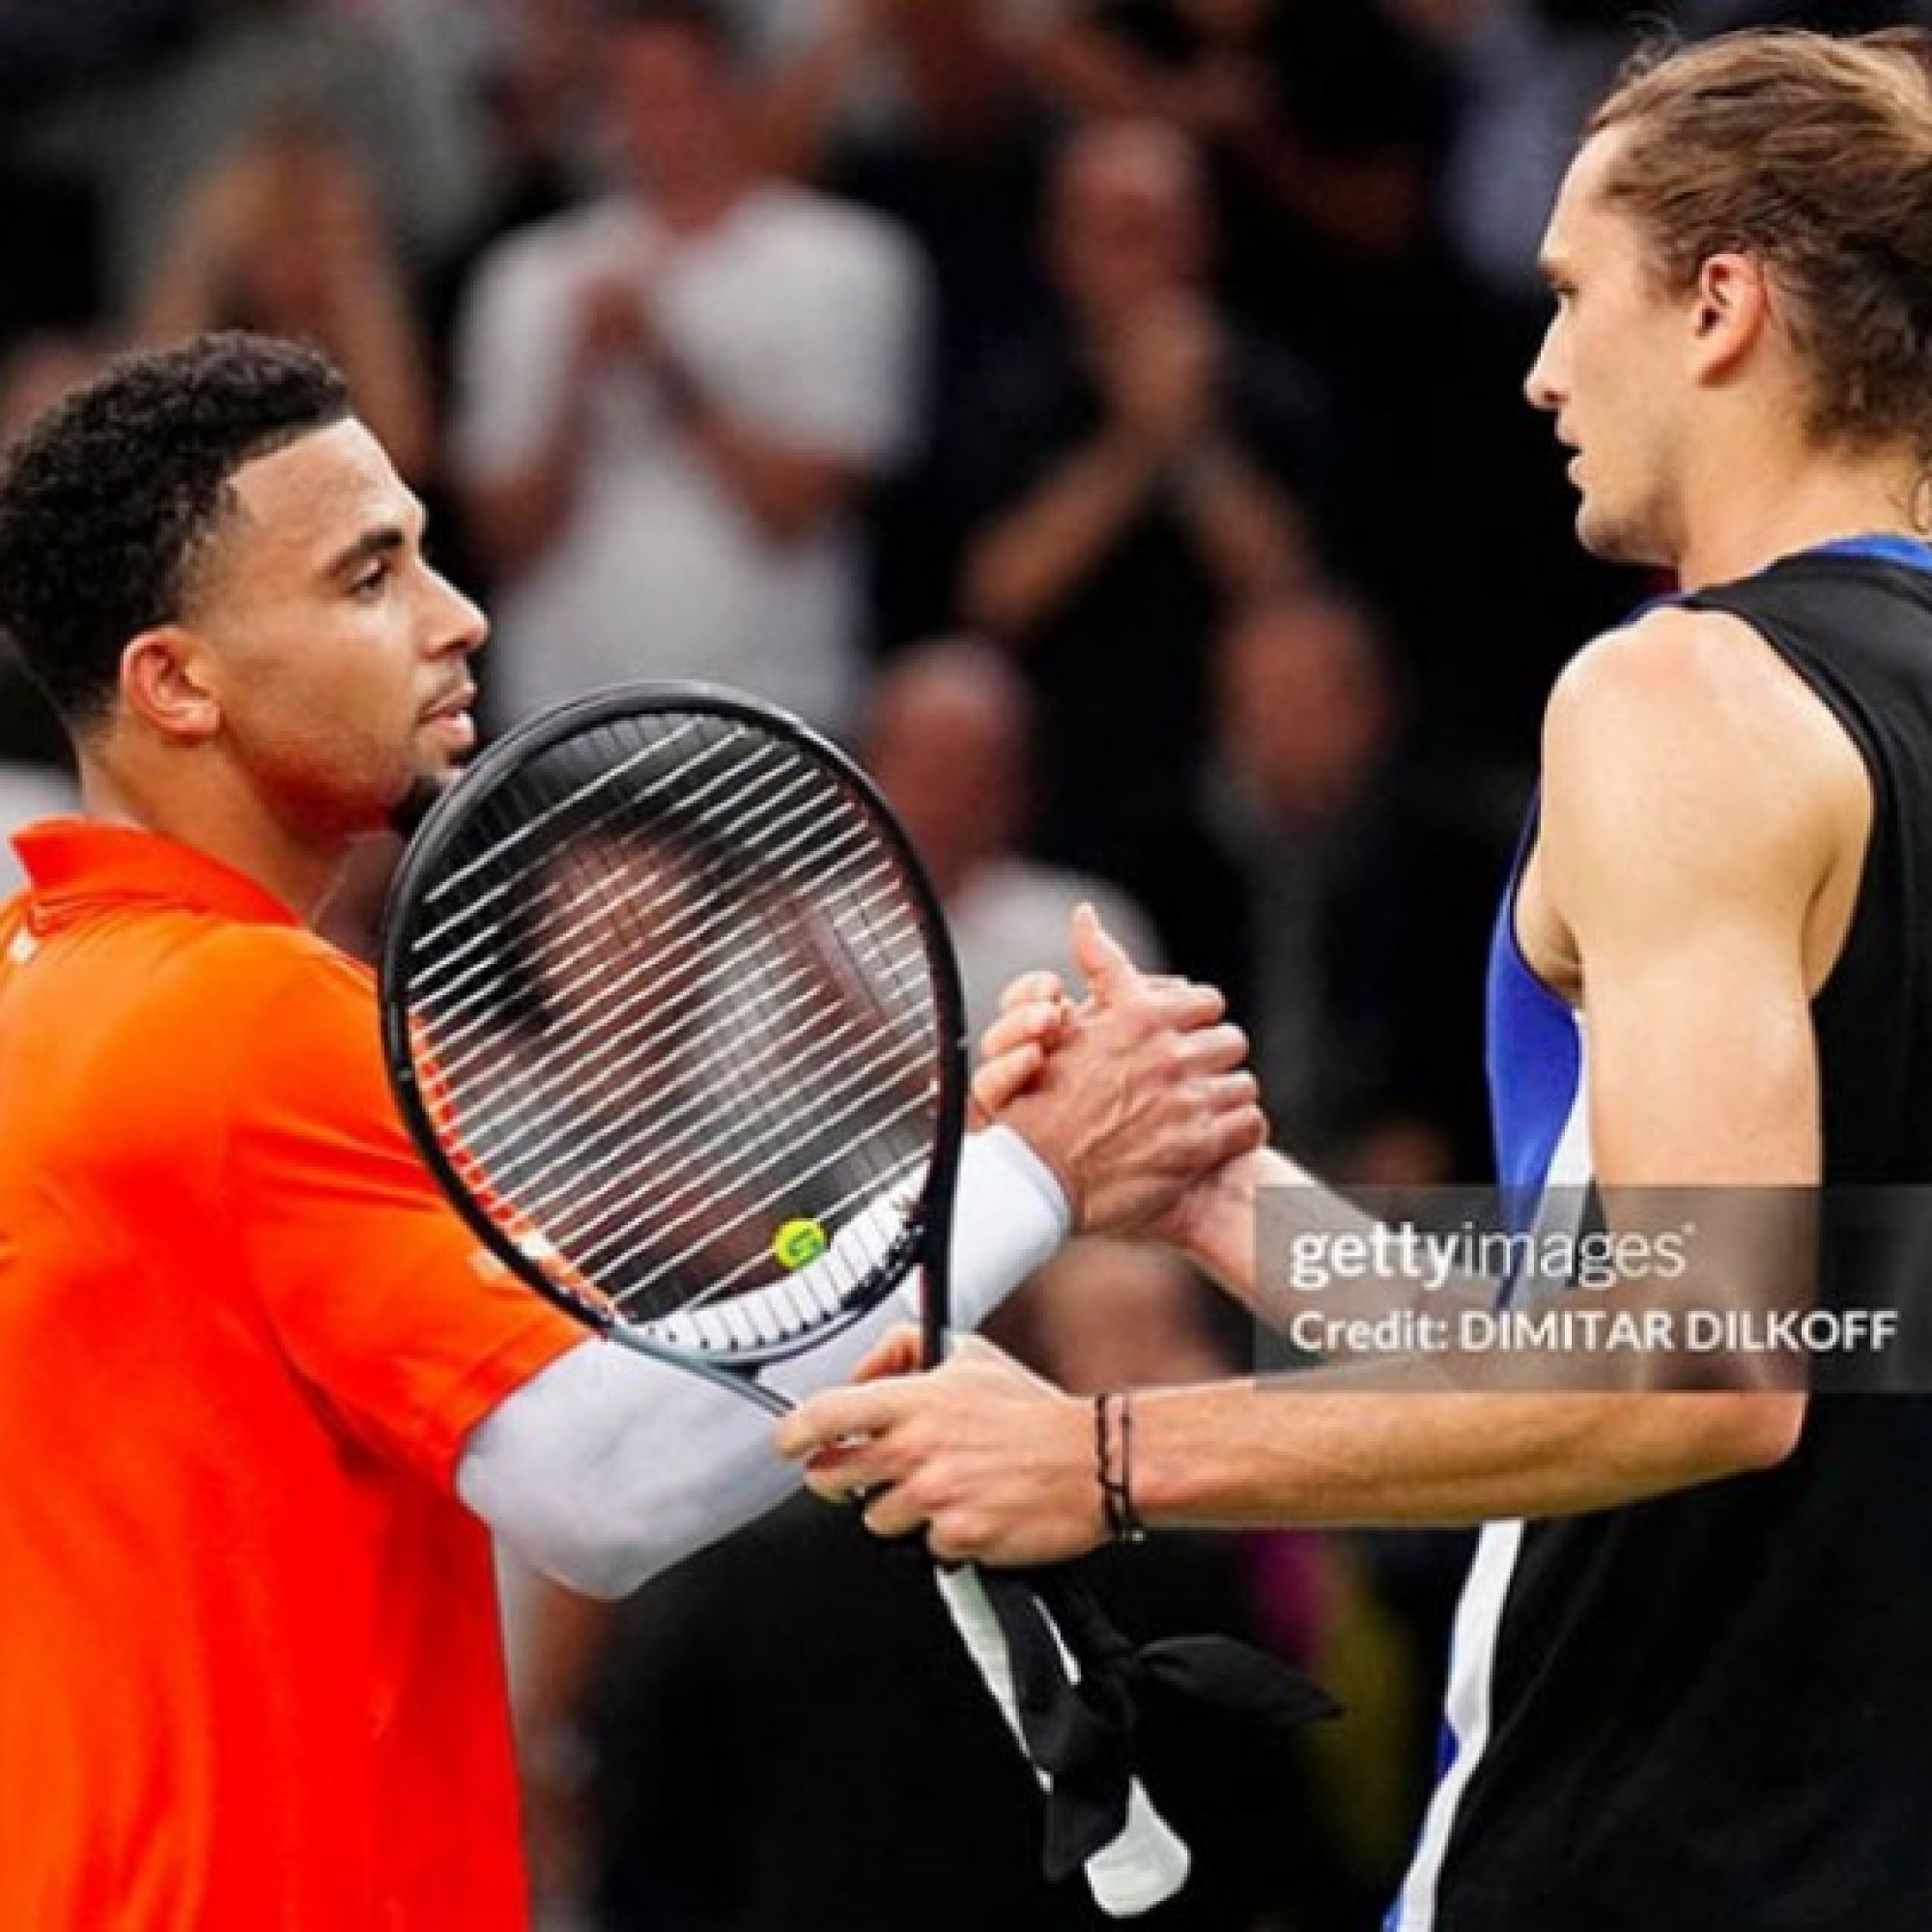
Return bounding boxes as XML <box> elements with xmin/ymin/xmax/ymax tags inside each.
<box><xmin>977</xmin><ymin>1564</ymin><xmax>1341</xmax><ymax>1884</ymax></box>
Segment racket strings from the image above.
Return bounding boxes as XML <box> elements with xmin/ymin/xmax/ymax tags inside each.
<box><xmin>435</xmin><ymin>832</ymin><xmax>924</xmax><ymax>1140</ymax></box>
<box><xmin>416</xmin><ymin>741</ymin><xmax>885</xmax><ymax>1057</ymax></box>
<box><xmin>426</xmin><ymin>831</ymin><xmax>931</xmax><ymax>1270</ymax></box>
<box><xmin>433</xmin><ymin>859</ymin><xmax>918</xmax><ymax>1200</ymax></box>
<box><xmin>419</xmin><ymin>752</ymin><xmax>931</xmax><ymax>1108</ymax></box>
<box><xmin>396</xmin><ymin>707</ymin><xmax>945</xmax><ymax>1334</ymax></box>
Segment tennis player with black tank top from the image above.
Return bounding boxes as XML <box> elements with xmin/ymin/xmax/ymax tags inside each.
<box><xmin>781</xmin><ymin>28</ymin><xmax>1932</xmax><ymax>1930</ymax></box>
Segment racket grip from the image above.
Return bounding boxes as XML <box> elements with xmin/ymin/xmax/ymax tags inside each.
<box><xmin>932</xmin><ymin>1564</ymin><xmax>1191</xmax><ymax>1918</ymax></box>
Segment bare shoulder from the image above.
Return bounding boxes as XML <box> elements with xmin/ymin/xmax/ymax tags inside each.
<box><xmin>1539</xmin><ymin>604</ymin><xmax>1870</xmax><ymax>936</ymax></box>
<box><xmin>1548</xmin><ymin>604</ymin><xmax>1861</xmax><ymax>777</ymax></box>
<box><xmin>1547</xmin><ymin>605</ymin><xmax>1866</xmax><ymax>831</ymax></box>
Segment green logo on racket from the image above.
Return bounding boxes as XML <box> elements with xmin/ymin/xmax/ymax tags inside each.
<box><xmin>774</xmin><ymin>1218</ymin><xmax>830</xmax><ymax>1270</ymax></box>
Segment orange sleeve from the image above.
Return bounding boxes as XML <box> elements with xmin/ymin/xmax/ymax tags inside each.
<box><xmin>222</xmin><ymin>946</ymin><xmax>585</xmax><ymax>1489</ymax></box>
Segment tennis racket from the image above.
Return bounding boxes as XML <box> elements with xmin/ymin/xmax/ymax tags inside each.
<box><xmin>378</xmin><ymin>682</ymin><xmax>1190</xmax><ymax>1915</ymax></box>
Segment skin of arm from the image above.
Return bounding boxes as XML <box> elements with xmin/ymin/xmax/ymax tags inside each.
<box><xmin>459</xmin><ymin>289</ymin><xmax>608</xmax><ymax>581</ymax></box>
<box><xmin>140</xmin><ymin>134</ymin><xmax>435</xmax><ymax>480</ymax></box>
<box><xmin>749</xmin><ymin>0</ymin><xmax>880</xmax><ymax>184</ymax></box>
<box><xmin>467</xmin><ymin>277</ymin><xmax>868</xmax><ymax>567</ymax></box>
<box><xmin>674</xmin><ymin>401</ymin><xmax>867</xmax><ymax>545</ymax></box>
<box><xmin>779</xmin><ymin>606</ymin><xmax>1873</xmax><ymax>1563</ymax></box>
<box><xmin>460</xmin><ymin>910</ymin><xmax>1264</xmax><ymax>1595</ymax></box>
<box><xmin>1171</xmin><ymin>436</ymin><xmax>1306</xmax><ymax>595</ymax></box>
<box><xmin>967</xmin><ymin>304</ymin><xmax>1302</xmax><ymax>637</ymax></box>
<box><xmin>964</xmin><ymin>427</ymin><xmax>1172</xmax><ymax>639</ymax></box>
<box><xmin>1023</xmin><ymin>18</ymin><xmax>1171</xmax><ymax>123</ymax></box>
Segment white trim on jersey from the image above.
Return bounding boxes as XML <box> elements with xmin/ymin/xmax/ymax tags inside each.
<box><xmin>1389</xmin><ymin>1018</ymin><xmax>1594</xmax><ymax>1930</ymax></box>
<box><xmin>1390</xmin><ymin>1520</ymin><xmax>1524</xmax><ymax>1932</ymax></box>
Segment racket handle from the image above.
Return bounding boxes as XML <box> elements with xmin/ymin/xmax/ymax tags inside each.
<box><xmin>932</xmin><ymin>1564</ymin><xmax>1191</xmax><ymax>1918</ymax></box>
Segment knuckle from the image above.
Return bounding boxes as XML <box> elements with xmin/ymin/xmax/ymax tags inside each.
<box><xmin>1198</xmin><ymin>1021</ymin><xmax>1245</xmax><ymax>1066</ymax></box>
<box><xmin>927</xmin><ymin>1522</ymin><xmax>969</xmax><ymax>1563</ymax></box>
<box><xmin>928</xmin><ymin>1513</ymin><xmax>982</xmax><ymax>1563</ymax></box>
<box><xmin>1190</xmin><ymin>982</ymin><xmax>1228</xmax><ymax>1022</ymax></box>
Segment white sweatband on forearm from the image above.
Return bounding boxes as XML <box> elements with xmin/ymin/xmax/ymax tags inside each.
<box><xmin>456</xmin><ymin>1125</ymin><xmax>1068</xmax><ymax>1598</ymax></box>
<box><xmin>935</xmin><ymin>1123</ymin><xmax>1070</xmax><ymax>1331</ymax></box>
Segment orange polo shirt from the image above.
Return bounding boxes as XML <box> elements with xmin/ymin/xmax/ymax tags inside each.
<box><xmin>0</xmin><ymin>821</ymin><xmax>582</xmax><ymax>1929</ymax></box>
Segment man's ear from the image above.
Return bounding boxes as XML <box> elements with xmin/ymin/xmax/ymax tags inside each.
<box><xmin>1688</xmin><ymin>250</ymin><xmax>1773</xmax><ymax>383</ymax></box>
<box><xmin>119</xmin><ymin>626</ymin><xmax>221</xmax><ymax>745</ymax></box>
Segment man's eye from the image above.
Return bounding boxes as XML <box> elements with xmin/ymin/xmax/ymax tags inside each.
<box><xmin>352</xmin><ymin>561</ymin><xmax>391</xmax><ymax>598</ymax></box>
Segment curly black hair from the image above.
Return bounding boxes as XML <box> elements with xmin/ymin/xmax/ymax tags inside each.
<box><xmin>0</xmin><ymin>331</ymin><xmax>351</xmax><ymax>731</ymax></box>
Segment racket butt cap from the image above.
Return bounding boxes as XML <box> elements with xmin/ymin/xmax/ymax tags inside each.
<box><xmin>1085</xmin><ymin>1787</ymin><xmax>1192</xmax><ymax>1917</ymax></box>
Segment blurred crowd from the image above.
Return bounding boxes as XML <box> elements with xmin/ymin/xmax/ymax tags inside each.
<box><xmin>0</xmin><ymin>1</ymin><xmax>1910</xmax><ymax>1925</ymax></box>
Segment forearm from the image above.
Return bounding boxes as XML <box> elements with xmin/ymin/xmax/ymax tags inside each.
<box><xmin>1168</xmin><ymin>1150</ymin><xmax>1798</xmax><ymax>1389</ymax></box>
<box><xmin>458</xmin><ymin>1128</ymin><xmax>1067</xmax><ymax>1595</ymax></box>
<box><xmin>752</xmin><ymin>13</ymin><xmax>871</xmax><ymax>182</ymax></box>
<box><xmin>316</xmin><ymin>274</ymin><xmax>436</xmax><ymax>482</ymax></box>
<box><xmin>1130</xmin><ymin>1374</ymin><xmax>1804</xmax><ymax>1530</ymax></box>
<box><xmin>1024</xmin><ymin>21</ymin><xmax>1167</xmax><ymax>120</ymax></box>
<box><xmin>1170</xmin><ymin>1145</ymin><xmax>1374</xmax><ymax>1305</ymax></box>
<box><xmin>677</xmin><ymin>393</ymin><xmax>858</xmax><ymax>543</ymax></box>
<box><xmin>964</xmin><ymin>432</ymin><xmax>1164</xmax><ymax>638</ymax></box>
<box><xmin>466</xmin><ymin>384</ymin><xmax>596</xmax><ymax>581</ymax></box>
<box><xmin>1176</xmin><ymin>440</ymin><xmax>1307</xmax><ymax>595</ymax></box>
<box><xmin>136</xmin><ymin>247</ymin><xmax>225</xmax><ymax>344</ymax></box>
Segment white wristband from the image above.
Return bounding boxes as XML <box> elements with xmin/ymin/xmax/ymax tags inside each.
<box><xmin>939</xmin><ymin>1124</ymin><xmax>1072</xmax><ymax>1330</ymax></box>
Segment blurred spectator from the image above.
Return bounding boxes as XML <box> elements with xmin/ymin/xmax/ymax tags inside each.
<box><xmin>755</xmin><ymin>0</ymin><xmax>1062</xmax><ymax>640</ymax></box>
<box><xmin>1020</xmin><ymin>0</ymin><xmax>1456</xmax><ymax>372</ymax></box>
<box><xmin>136</xmin><ymin>113</ymin><xmax>435</xmax><ymax>478</ymax></box>
<box><xmin>441</xmin><ymin>0</ymin><xmax>608</xmax><ymax>268</ymax></box>
<box><xmin>1203</xmin><ymin>582</ymin><xmax>1505</xmax><ymax>1178</ymax></box>
<box><xmin>957</xmin><ymin>116</ymin><xmax>1325</xmax><ymax>981</ymax></box>
<box><xmin>1351</xmin><ymin>0</ymin><xmax>1655</xmax><ymax>781</ymax></box>
<box><xmin>453</xmin><ymin>0</ymin><xmax>925</xmax><ymax>734</ymax></box>
<box><xmin>0</xmin><ymin>336</ymin><xmax>106</xmax><ymax>770</ymax></box>
<box><xmin>0</xmin><ymin>763</ymin><xmax>77</xmax><ymax>893</ymax></box>
<box><xmin>756</xmin><ymin>0</ymin><xmax>1055</xmax><ymax>386</ymax></box>
<box><xmin>26</xmin><ymin>0</ymin><xmax>493</xmax><ymax>323</ymax></box>
<box><xmin>1426</xmin><ymin>0</ymin><xmax>1658</xmax><ymax>307</ymax></box>
<box><xmin>0</xmin><ymin>157</ymin><xmax>105</xmax><ymax>351</ymax></box>
<box><xmin>0</xmin><ymin>335</ymin><xmax>110</xmax><ymax>452</ymax></box>
<box><xmin>862</xmin><ymin>637</ymin><xmax>1161</xmax><ymax>1036</ymax></box>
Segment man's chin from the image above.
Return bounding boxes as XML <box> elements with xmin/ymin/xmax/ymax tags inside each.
<box><xmin>1575</xmin><ymin>504</ymin><xmax>1649</xmax><ymax>568</ymax></box>
<box><xmin>388</xmin><ymin>770</ymin><xmax>457</xmax><ymax>838</ymax></box>
<box><xmin>1577</xmin><ymin>498</ymin><xmax>1669</xmax><ymax>564</ymax></box>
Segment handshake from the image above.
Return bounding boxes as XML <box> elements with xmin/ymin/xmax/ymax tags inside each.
<box><xmin>777</xmin><ymin>902</ymin><xmax>1278</xmax><ymax>1565</ymax></box>
<box><xmin>973</xmin><ymin>901</ymin><xmax>1268</xmax><ymax>1250</ymax></box>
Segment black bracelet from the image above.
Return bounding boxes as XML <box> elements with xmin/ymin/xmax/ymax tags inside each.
<box><xmin>1094</xmin><ymin>1391</ymin><xmax>1147</xmax><ymax>1544</ymax></box>
<box><xmin>1117</xmin><ymin>1392</ymin><xmax>1146</xmax><ymax>1543</ymax></box>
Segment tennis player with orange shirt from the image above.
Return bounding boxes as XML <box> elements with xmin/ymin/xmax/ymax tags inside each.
<box><xmin>0</xmin><ymin>332</ymin><xmax>1262</xmax><ymax>1927</ymax></box>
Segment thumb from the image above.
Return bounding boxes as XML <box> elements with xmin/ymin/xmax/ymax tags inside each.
<box><xmin>1071</xmin><ymin>901</ymin><xmax>1139</xmax><ymax>1005</ymax></box>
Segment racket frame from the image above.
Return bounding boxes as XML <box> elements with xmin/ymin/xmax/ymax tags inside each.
<box><xmin>380</xmin><ymin>680</ymin><xmax>1192</xmax><ymax>1913</ymax></box>
<box><xmin>379</xmin><ymin>681</ymin><xmax>971</xmax><ymax>1395</ymax></box>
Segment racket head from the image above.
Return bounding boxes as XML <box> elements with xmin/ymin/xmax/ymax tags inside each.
<box><xmin>379</xmin><ymin>681</ymin><xmax>969</xmax><ymax>1371</ymax></box>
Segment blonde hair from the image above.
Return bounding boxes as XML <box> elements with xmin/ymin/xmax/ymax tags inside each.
<box><xmin>1590</xmin><ymin>28</ymin><xmax>1932</xmax><ymax>462</ymax></box>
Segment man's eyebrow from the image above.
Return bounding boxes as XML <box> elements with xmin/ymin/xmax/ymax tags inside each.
<box><xmin>322</xmin><ymin>525</ymin><xmax>410</xmax><ymax>582</ymax></box>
